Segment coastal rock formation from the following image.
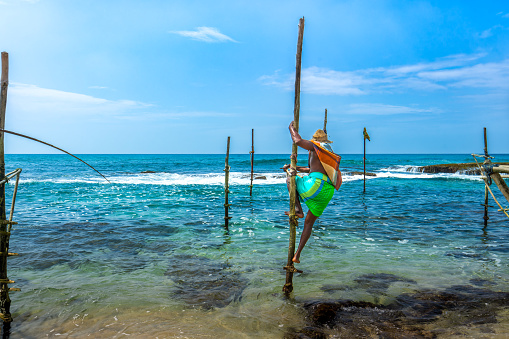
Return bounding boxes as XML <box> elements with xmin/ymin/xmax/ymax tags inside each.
<box><xmin>409</xmin><ymin>162</ymin><xmax>509</xmax><ymax>175</ymax></box>
<box><xmin>343</xmin><ymin>171</ymin><xmax>377</xmax><ymax>177</ymax></box>
<box><xmin>165</xmin><ymin>254</ymin><xmax>247</xmax><ymax>309</ymax></box>
<box><xmin>286</xmin><ymin>275</ymin><xmax>509</xmax><ymax>338</ymax></box>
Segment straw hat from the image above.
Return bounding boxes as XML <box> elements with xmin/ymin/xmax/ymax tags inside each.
<box><xmin>311</xmin><ymin>129</ymin><xmax>332</xmax><ymax>143</ymax></box>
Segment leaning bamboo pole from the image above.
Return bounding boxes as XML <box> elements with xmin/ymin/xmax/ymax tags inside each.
<box><xmin>483</xmin><ymin>128</ymin><xmax>489</xmax><ymax>226</ymax></box>
<box><xmin>363</xmin><ymin>128</ymin><xmax>370</xmax><ymax>193</ymax></box>
<box><xmin>283</xmin><ymin>17</ymin><xmax>304</xmax><ymax>296</ymax></box>
<box><xmin>473</xmin><ymin>128</ymin><xmax>509</xmax><ymax>220</ymax></box>
<box><xmin>0</xmin><ymin>51</ymin><xmax>11</xmax><ymax>322</ymax></box>
<box><xmin>249</xmin><ymin>129</ymin><xmax>254</xmax><ymax>196</ymax></box>
<box><xmin>323</xmin><ymin>108</ymin><xmax>327</xmax><ymax>134</ymax></box>
<box><xmin>224</xmin><ymin>136</ymin><xmax>231</xmax><ymax>229</ymax></box>
<box><xmin>482</xmin><ymin>128</ymin><xmax>509</xmax><ymax>204</ymax></box>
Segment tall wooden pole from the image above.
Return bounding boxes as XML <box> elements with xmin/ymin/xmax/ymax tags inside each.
<box><xmin>363</xmin><ymin>136</ymin><xmax>366</xmax><ymax>193</ymax></box>
<box><xmin>224</xmin><ymin>136</ymin><xmax>231</xmax><ymax>230</ymax></box>
<box><xmin>483</xmin><ymin>127</ymin><xmax>489</xmax><ymax>227</ymax></box>
<box><xmin>323</xmin><ymin>108</ymin><xmax>327</xmax><ymax>134</ymax></box>
<box><xmin>480</xmin><ymin>127</ymin><xmax>509</xmax><ymax>217</ymax></box>
<box><xmin>363</xmin><ymin>128</ymin><xmax>370</xmax><ymax>194</ymax></box>
<box><xmin>249</xmin><ymin>129</ymin><xmax>254</xmax><ymax>196</ymax></box>
<box><xmin>283</xmin><ymin>17</ymin><xmax>304</xmax><ymax>296</ymax></box>
<box><xmin>0</xmin><ymin>52</ymin><xmax>11</xmax><ymax>322</ymax></box>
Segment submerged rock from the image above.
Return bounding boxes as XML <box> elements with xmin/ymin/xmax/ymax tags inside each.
<box><xmin>164</xmin><ymin>254</ymin><xmax>247</xmax><ymax>309</ymax></box>
<box><xmin>409</xmin><ymin>162</ymin><xmax>509</xmax><ymax>175</ymax></box>
<box><xmin>321</xmin><ymin>273</ymin><xmax>416</xmax><ymax>296</ymax></box>
<box><xmin>344</xmin><ymin>171</ymin><xmax>377</xmax><ymax>177</ymax></box>
<box><xmin>288</xmin><ymin>274</ymin><xmax>509</xmax><ymax>338</ymax></box>
<box><xmin>354</xmin><ymin>273</ymin><xmax>417</xmax><ymax>295</ymax></box>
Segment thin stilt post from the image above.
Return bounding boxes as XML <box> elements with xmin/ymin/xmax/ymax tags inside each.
<box><xmin>364</xmin><ymin>137</ymin><xmax>366</xmax><ymax>193</ymax></box>
<box><xmin>0</xmin><ymin>51</ymin><xmax>11</xmax><ymax>323</ymax></box>
<box><xmin>482</xmin><ymin>127</ymin><xmax>509</xmax><ymax>202</ymax></box>
<box><xmin>484</xmin><ymin>185</ymin><xmax>489</xmax><ymax>227</ymax></box>
<box><xmin>283</xmin><ymin>17</ymin><xmax>304</xmax><ymax>296</ymax></box>
<box><xmin>323</xmin><ymin>109</ymin><xmax>327</xmax><ymax>134</ymax></box>
<box><xmin>363</xmin><ymin>128</ymin><xmax>370</xmax><ymax>194</ymax></box>
<box><xmin>224</xmin><ymin>136</ymin><xmax>231</xmax><ymax>229</ymax></box>
<box><xmin>479</xmin><ymin>127</ymin><xmax>509</xmax><ymax>218</ymax></box>
<box><xmin>249</xmin><ymin>129</ymin><xmax>254</xmax><ymax>196</ymax></box>
<box><xmin>483</xmin><ymin>127</ymin><xmax>489</xmax><ymax>226</ymax></box>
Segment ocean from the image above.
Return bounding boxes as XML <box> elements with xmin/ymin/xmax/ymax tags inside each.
<box><xmin>2</xmin><ymin>153</ymin><xmax>509</xmax><ymax>338</ymax></box>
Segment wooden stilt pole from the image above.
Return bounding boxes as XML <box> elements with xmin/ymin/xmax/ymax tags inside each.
<box><xmin>283</xmin><ymin>17</ymin><xmax>304</xmax><ymax>296</ymax></box>
<box><xmin>0</xmin><ymin>52</ymin><xmax>12</xmax><ymax>323</ymax></box>
<box><xmin>249</xmin><ymin>129</ymin><xmax>254</xmax><ymax>197</ymax></box>
<box><xmin>483</xmin><ymin>127</ymin><xmax>489</xmax><ymax>227</ymax></box>
<box><xmin>363</xmin><ymin>136</ymin><xmax>366</xmax><ymax>193</ymax></box>
<box><xmin>363</xmin><ymin>128</ymin><xmax>370</xmax><ymax>194</ymax></box>
<box><xmin>484</xmin><ymin>185</ymin><xmax>489</xmax><ymax>227</ymax></box>
<box><xmin>480</xmin><ymin>127</ymin><xmax>509</xmax><ymax>216</ymax></box>
<box><xmin>224</xmin><ymin>136</ymin><xmax>231</xmax><ymax>230</ymax></box>
<box><xmin>490</xmin><ymin>172</ymin><xmax>509</xmax><ymax>203</ymax></box>
<box><xmin>323</xmin><ymin>109</ymin><xmax>327</xmax><ymax>134</ymax></box>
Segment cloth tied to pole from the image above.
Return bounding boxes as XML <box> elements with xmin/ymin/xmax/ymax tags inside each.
<box><xmin>363</xmin><ymin>127</ymin><xmax>371</xmax><ymax>141</ymax></box>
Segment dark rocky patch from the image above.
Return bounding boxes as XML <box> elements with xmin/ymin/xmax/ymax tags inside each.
<box><xmin>469</xmin><ymin>278</ymin><xmax>497</xmax><ymax>287</ymax></box>
<box><xmin>321</xmin><ymin>273</ymin><xmax>416</xmax><ymax>296</ymax></box>
<box><xmin>344</xmin><ymin>171</ymin><xmax>377</xmax><ymax>177</ymax></box>
<box><xmin>445</xmin><ymin>252</ymin><xmax>493</xmax><ymax>262</ymax></box>
<box><xmin>354</xmin><ymin>273</ymin><xmax>417</xmax><ymax>295</ymax></box>
<box><xmin>409</xmin><ymin>162</ymin><xmax>509</xmax><ymax>175</ymax></box>
<box><xmin>183</xmin><ymin>220</ymin><xmax>208</xmax><ymax>226</ymax></box>
<box><xmin>165</xmin><ymin>254</ymin><xmax>247</xmax><ymax>309</ymax></box>
<box><xmin>288</xmin><ymin>278</ymin><xmax>509</xmax><ymax>338</ymax></box>
<box><xmin>255</xmin><ymin>176</ymin><xmax>267</xmax><ymax>180</ymax></box>
<box><xmin>141</xmin><ymin>170</ymin><xmax>157</xmax><ymax>173</ymax></box>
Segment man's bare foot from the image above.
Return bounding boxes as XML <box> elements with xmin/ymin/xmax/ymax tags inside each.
<box><xmin>292</xmin><ymin>256</ymin><xmax>300</xmax><ymax>263</ymax></box>
<box><xmin>285</xmin><ymin>211</ymin><xmax>304</xmax><ymax>218</ymax></box>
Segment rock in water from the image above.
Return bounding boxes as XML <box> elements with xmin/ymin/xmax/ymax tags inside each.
<box><xmin>165</xmin><ymin>254</ymin><xmax>247</xmax><ymax>309</ymax></box>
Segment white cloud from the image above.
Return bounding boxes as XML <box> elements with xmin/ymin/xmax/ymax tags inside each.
<box><xmin>115</xmin><ymin>111</ymin><xmax>235</xmax><ymax>121</ymax></box>
<box><xmin>170</xmin><ymin>27</ymin><xmax>237</xmax><ymax>43</ymax></box>
<box><xmin>8</xmin><ymin>83</ymin><xmax>235</xmax><ymax>123</ymax></box>
<box><xmin>383</xmin><ymin>53</ymin><xmax>486</xmax><ymax>75</ymax></box>
<box><xmin>259</xmin><ymin>67</ymin><xmax>370</xmax><ymax>95</ymax></box>
<box><xmin>260</xmin><ymin>53</ymin><xmax>509</xmax><ymax>95</ymax></box>
<box><xmin>417</xmin><ymin>59</ymin><xmax>509</xmax><ymax>88</ymax></box>
<box><xmin>0</xmin><ymin>0</ymin><xmax>39</xmax><ymax>3</ymax></box>
<box><xmin>479</xmin><ymin>28</ymin><xmax>495</xmax><ymax>39</ymax></box>
<box><xmin>9</xmin><ymin>83</ymin><xmax>151</xmax><ymax>118</ymax></box>
<box><xmin>476</xmin><ymin>25</ymin><xmax>506</xmax><ymax>39</ymax></box>
<box><xmin>346</xmin><ymin>103</ymin><xmax>439</xmax><ymax>115</ymax></box>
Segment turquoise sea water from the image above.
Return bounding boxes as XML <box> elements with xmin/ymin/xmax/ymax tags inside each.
<box><xmin>2</xmin><ymin>153</ymin><xmax>509</xmax><ymax>338</ymax></box>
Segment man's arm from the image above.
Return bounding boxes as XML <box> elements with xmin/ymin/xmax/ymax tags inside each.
<box><xmin>289</xmin><ymin>121</ymin><xmax>315</xmax><ymax>151</ymax></box>
<box><xmin>296</xmin><ymin>166</ymin><xmax>310</xmax><ymax>173</ymax></box>
<box><xmin>282</xmin><ymin>164</ymin><xmax>310</xmax><ymax>173</ymax></box>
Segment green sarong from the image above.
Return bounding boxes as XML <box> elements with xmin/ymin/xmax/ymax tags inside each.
<box><xmin>295</xmin><ymin>172</ymin><xmax>334</xmax><ymax>217</ymax></box>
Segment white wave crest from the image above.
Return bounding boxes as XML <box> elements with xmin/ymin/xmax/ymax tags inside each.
<box><xmin>20</xmin><ymin>172</ymin><xmax>288</xmax><ymax>186</ymax></box>
<box><xmin>16</xmin><ymin>168</ymin><xmax>483</xmax><ymax>185</ymax></box>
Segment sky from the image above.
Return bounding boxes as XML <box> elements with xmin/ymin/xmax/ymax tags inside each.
<box><xmin>0</xmin><ymin>0</ymin><xmax>508</xmax><ymax>154</ymax></box>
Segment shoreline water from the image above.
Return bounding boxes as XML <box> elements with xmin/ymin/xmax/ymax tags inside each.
<box><xmin>1</xmin><ymin>154</ymin><xmax>508</xmax><ymax>337</ymax></box>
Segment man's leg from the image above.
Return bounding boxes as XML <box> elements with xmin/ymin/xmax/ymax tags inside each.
<box><xmin>292</xmin><ymin>210</ymin><xmax>319</xmax><ymax>263</ymax></box>
<box><xmin>285</xmin><ymin>176</ymin><xmax>304</xmax><ymax>218</ymax></box>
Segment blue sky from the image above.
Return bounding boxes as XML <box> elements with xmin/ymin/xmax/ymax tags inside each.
<box><xmin>1</xmin><ymin>0</ymin><xmax>508</xmax><ymax>154</ymax></box>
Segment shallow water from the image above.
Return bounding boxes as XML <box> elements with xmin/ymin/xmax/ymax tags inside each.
<box><xmin>1</xmin><ymin>154</ymin><xmax>509</xmax><ymax>338</ymax></box>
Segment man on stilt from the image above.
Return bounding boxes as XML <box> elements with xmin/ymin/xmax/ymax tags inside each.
<box><xmin>283</xmin><ymin>121</ymin><xmax>342</xmax><ymax>264</ymax></box>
